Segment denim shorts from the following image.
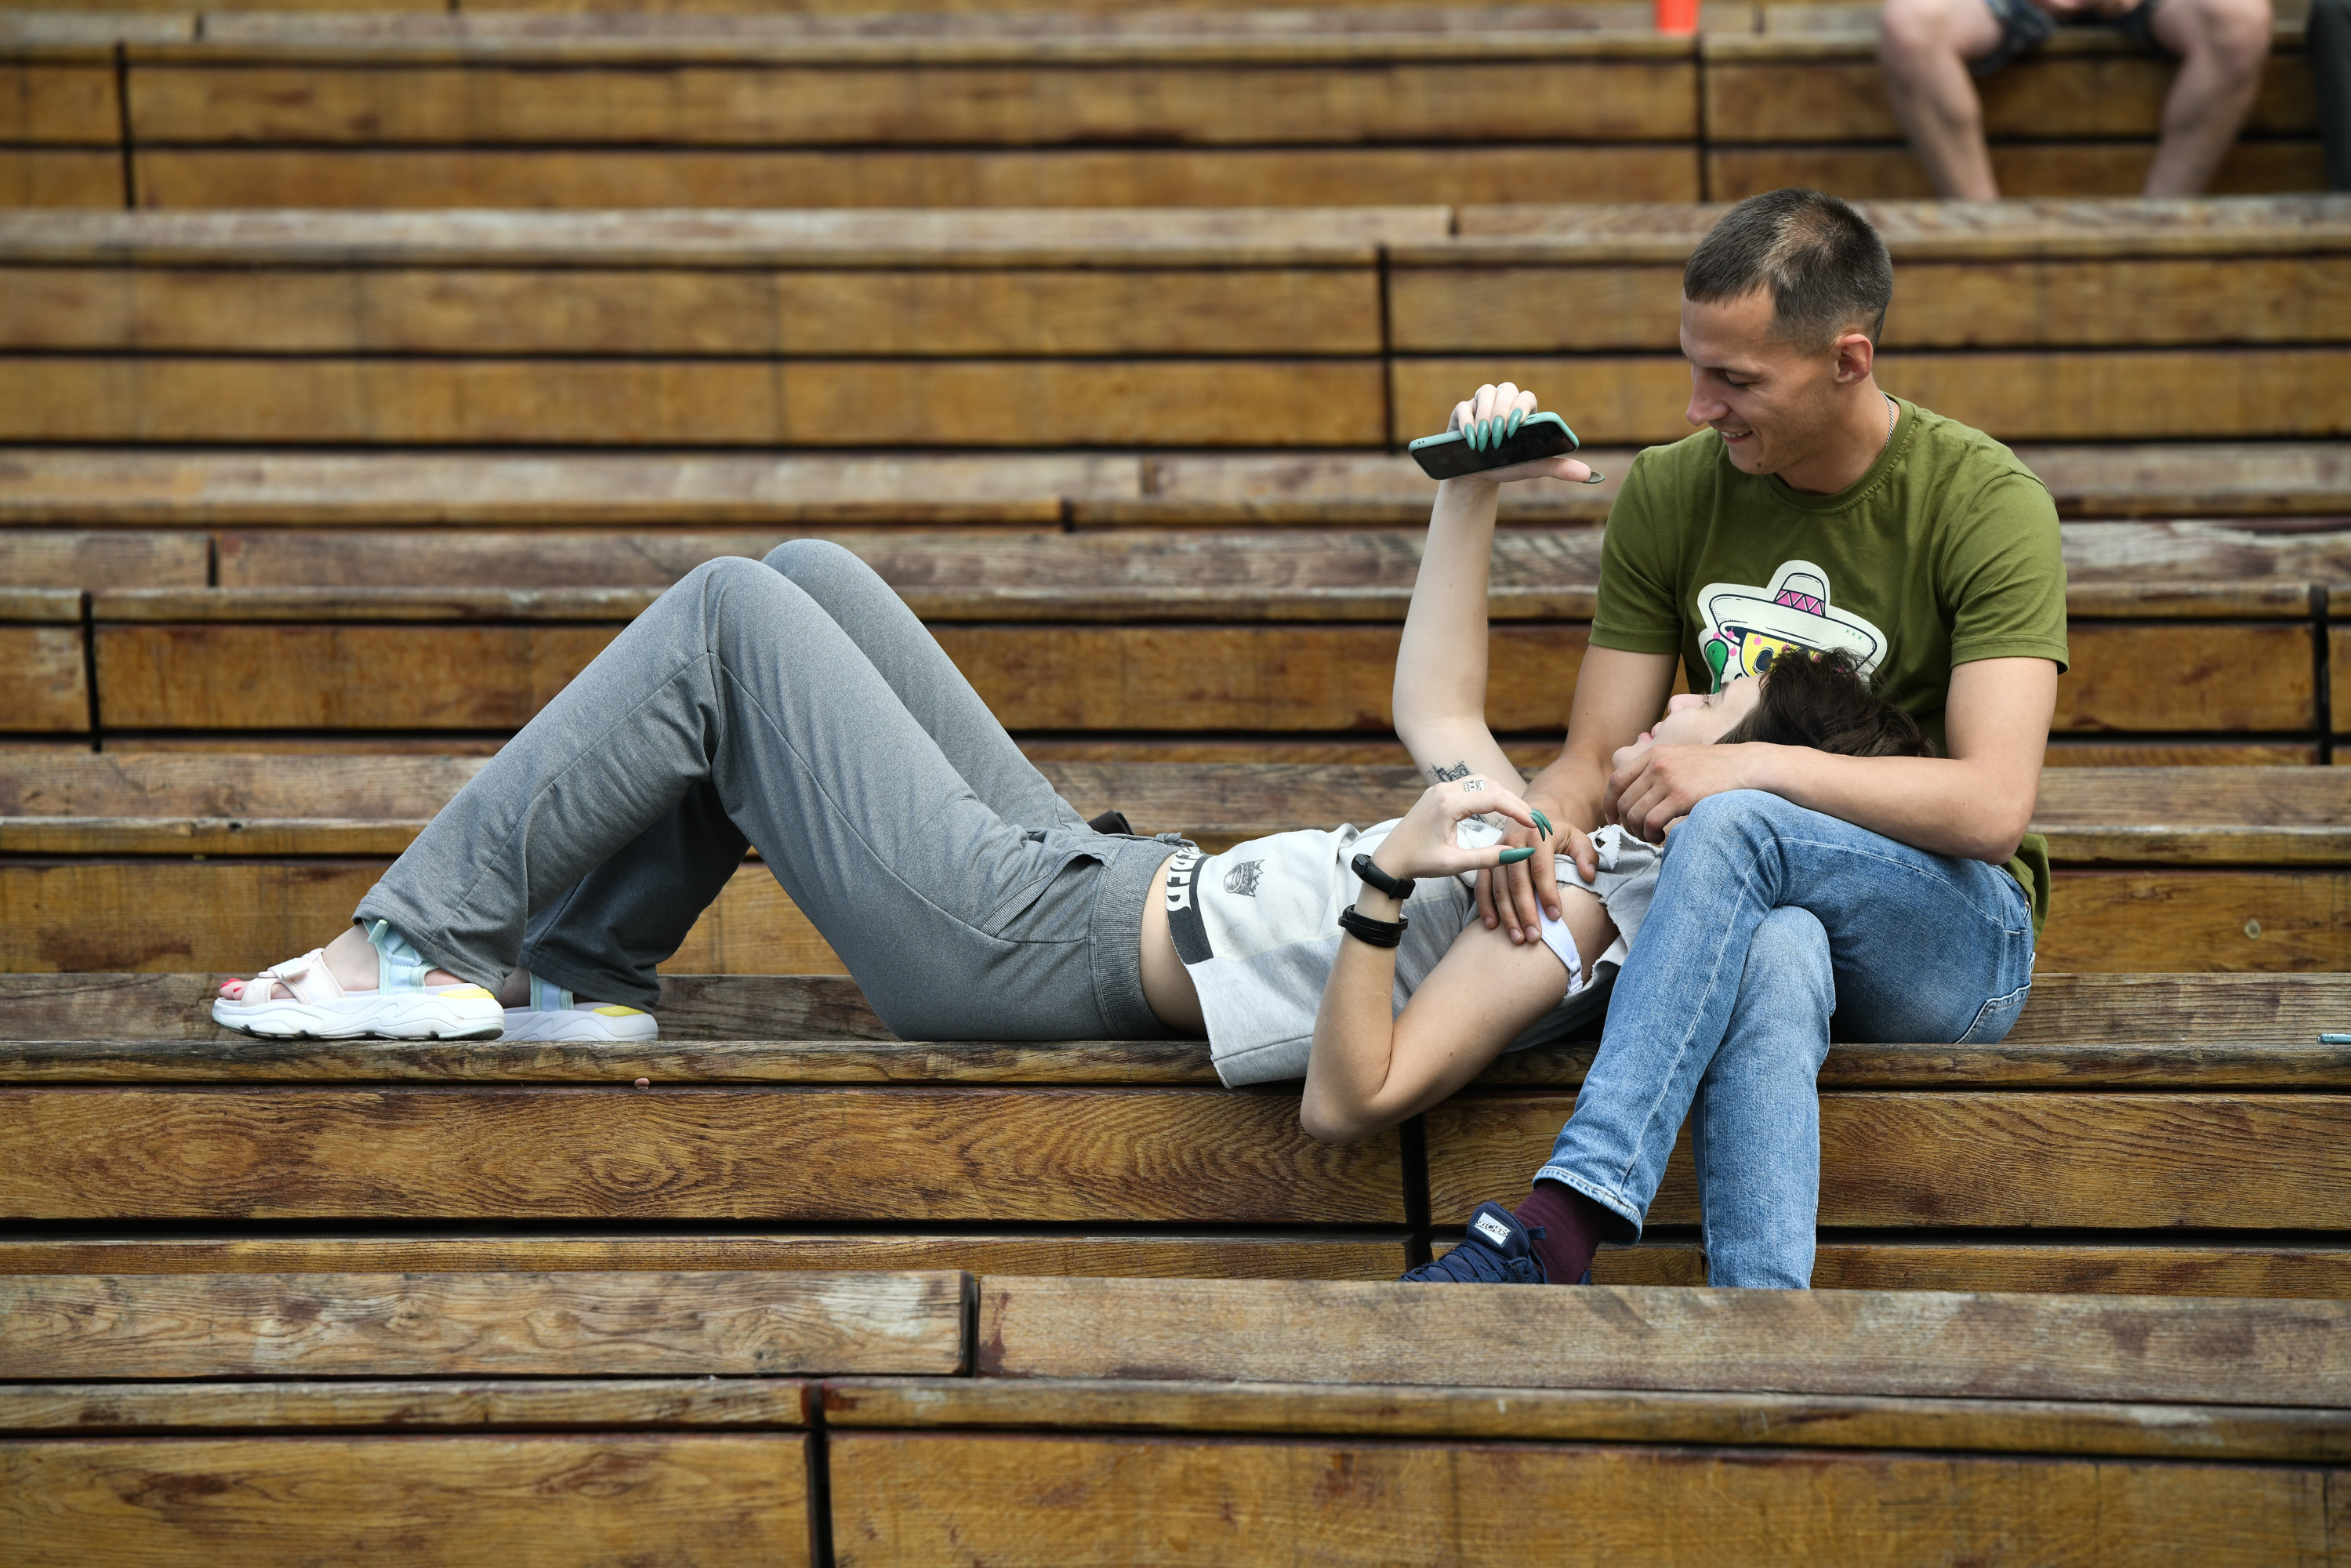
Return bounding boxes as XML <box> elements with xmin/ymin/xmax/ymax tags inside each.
<box><xmin>1974</xmin><ymin>0</ymin><xmax>2171</xmax><ymax>74</ymax></box>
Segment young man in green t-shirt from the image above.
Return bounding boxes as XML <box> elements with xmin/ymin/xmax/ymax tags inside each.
<box><xmin>1403</xmin><ymin>188</ymin><xmax>2069</xmax><ymax>1290</ymax></box>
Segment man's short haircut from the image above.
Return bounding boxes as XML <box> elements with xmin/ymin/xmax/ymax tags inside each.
<box><xmin>1683</xmin><ymin>187</ymin><xmax>1893</xmax><ymax>349</ymax></box>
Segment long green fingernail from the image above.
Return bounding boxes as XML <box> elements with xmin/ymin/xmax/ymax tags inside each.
<box><xmin>1531</xmin><ymin>810</ymin><xmax>1554</xmax><ymax>837</ymax></box>
<box><xmin>1583</xmin><ymin>470</ymin><xmax>1607</xmax><ymax>485</ymax></box>
<box><xmin>1498</xmin><ymin>847</ymin><xmax>1535</xmax><ymax>864</ymax></box>
<box><xmin>1505</xmin><ymin>408</ymin><xmax>1525</xmax><ymax>439</ymax></box>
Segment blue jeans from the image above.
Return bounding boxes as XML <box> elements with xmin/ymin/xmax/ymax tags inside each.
<box><xmin>1534</xmin><ymin>789</ymin><xmax>2037</xmax><ymax>1290</ymax></box>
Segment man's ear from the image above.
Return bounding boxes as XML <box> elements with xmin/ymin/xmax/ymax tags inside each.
<box><xmin>1830</xmin><ymin>331</ymin><xmax>1876</xmax><ymax>386</ymax></box>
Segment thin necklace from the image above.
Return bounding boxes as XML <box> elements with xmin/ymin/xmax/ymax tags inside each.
<box><xmin>1882</xmin><ymin>393</ymin><xmax>1898</xmax><ymax>445</ymax></box>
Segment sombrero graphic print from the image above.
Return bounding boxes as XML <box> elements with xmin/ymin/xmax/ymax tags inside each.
<box><xmin>1697</xmin><ymin>559</ymin><xmax>1888</xmax><ymax>690</ymax></box>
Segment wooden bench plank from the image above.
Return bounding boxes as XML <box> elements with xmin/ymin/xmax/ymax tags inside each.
<box><xmin>969</xmin><ymin>1274</ymin><xmax>2351</xmax><ymax>1403</ymax></box>
<box><xmin>0</xmin><ymin>625</ymin><xmax>89</xmax><ymax>734</ymax></box>
<box><xmin>1705</xmin><ymin>49</ymin><xmax>2315</xmax><ymax>142</ymax></box>
<box><xmin>1392</xmin><ymin>255</ymin><xmax>2351</xmax><ymax>350</ymax></box>
<box><xmin>0</xmin><ymin>1435</ymin><xmax>811</xmax><ymax>1568</ymax></box>
<box><xmin>1391</xmin><ymin>349</ymin><xmax>2351</xmax><ymax>445</ymax></box>
<box><xmin>1603</xmin><ymin>1239</ymin><xmax>2351</xmax><ymax>1298</ymax></box>
<box><xmin>0</xmin><ymin>530</ymin><xmax>208</xmax><ymax>589</ymax></box>
<box><xmin>0</xmin><ymin>149</ymin><xmax>120</xmax><ymax>206</ymax></box>
<box><xmin>0</xmin><ymin>1378</ymin><xmax>814</xmax><ymax>1432</ymax></box>
<box><xmin>0</xmin><ymin>1087</ymin><xmax>1404</xmax><ymax>1221</ymax></box>
<box><xmin>0</xmin><ymin>1235</ymin><xmax>1410</xmax><ymax>1281</ymax></box>
<box><xmin>0</xmin><ymin>266</ymin><xmax>1388</xmax><ymax>357</ymax></box>
<box><xmin>2331</xmin><ymin>620</ymin><xmax>2351</xmax><ymax>731</ymax></box>
<box><xmin>1425</xmin><ymin>1091</ymin><xmax>2351</xmax><ymax>1229</ymax></box>
<box><xmin>0</xmin><ymin>1269</ymin><xmax>964</xmax><ymax>1377</ymax></box>
<box><xmin>127</xmin><ymin>146</ymin><xmax>1704</xmax><ymax>209</ymax></box>
<box><xmin>0</xmin><ymin>358</ymin><xmax>1389</xmax><ymax>445</ymax></box>
<box><xmin>1708</xmin><ymin>140</ymin><xmax>2329</xmax><ymax>202</ymax></box>
<box><xmin>821</xmin><ymin>1374</ymin><xmax>2351</xmax><ymax>1461</ymax></box>
<box><xmin>123</xmin><ymin>59</ymin><xmax>1699</xmax><ymax>146</ymax></box>
<box><xmin>2037</xmin><ymin>869</ymin><xmax>2351</xmax><ymax>971</ymax></box>
<box><xmin>0</xmin><ymin>61</ymin><xmax>117</xmax><ymax>142</ymax></box>
<box><xmin>822</xmin><ymin>1429</ymin><xmax>2330</xmax><ymax>1565</ymax></box>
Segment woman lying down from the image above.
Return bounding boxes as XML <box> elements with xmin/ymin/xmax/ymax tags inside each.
<box><xmin>210</xmin><ymin>387</ymin><xmax>1925</xmax><ymax>1152</ymax></box>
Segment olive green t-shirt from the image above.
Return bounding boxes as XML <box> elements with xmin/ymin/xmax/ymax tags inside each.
<box><xmin>1591</xmin><ymin>397</ymin><xmax>2068</xmax><ymax>935</ymax></box>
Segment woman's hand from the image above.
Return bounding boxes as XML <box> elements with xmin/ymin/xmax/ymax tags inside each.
<box><xmin>1370</xmin><ymin>775</ymin><xmax>1551</xmax><ymax>884</ymax></box>
<box><xmin>1444</xmin><ymin>383</ymin><xmax>1599</xmax><ymax>487</ymax></box>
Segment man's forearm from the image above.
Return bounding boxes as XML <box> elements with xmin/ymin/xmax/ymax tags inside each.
<box><xmin>1522</xmin><ymin>746</ymin><xmax>1609</xmax><ymax>828</ymax></box>
<box><xmin>1749</xmin><ymin>747</ymin><xmax>2034</xmax><ymax>862</ymax></box>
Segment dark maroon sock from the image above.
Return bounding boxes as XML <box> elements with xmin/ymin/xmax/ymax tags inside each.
<box><xmin>1514</xmin><ymin>1178</ymin><xmax>1613</xmax><ymax>1285</ymax></box>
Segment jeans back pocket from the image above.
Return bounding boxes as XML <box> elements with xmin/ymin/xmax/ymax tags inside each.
<box><xmin>1956</xmin><ymin>980</ymin><xmax>2033</xmax><ymax>1045</ymax></box>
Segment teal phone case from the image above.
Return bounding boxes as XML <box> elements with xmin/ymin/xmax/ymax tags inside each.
<box><xmin>1408</xmin><ymin>412</ymin><xmax>1580</xmax><ymax>480</ymax></box>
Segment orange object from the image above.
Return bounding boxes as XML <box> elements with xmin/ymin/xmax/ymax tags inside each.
<box><xmin>1656</xmin><ymin>0</ymin><xmax>1700</xmax><ymax>32</ymax></box>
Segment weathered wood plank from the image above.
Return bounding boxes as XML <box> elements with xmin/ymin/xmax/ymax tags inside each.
<box><xmin>0</xmin><ymin>150</ymin><xmax>122</xmax><ymax>207</ymax></box>
<box><xmin>0</xmin><ymin>358</ymin><xmax>1388</xmax><ymax>445</ymax></box>
<box><xmin>970</xmin><ymin>1275</ymin><xmax>2351</xmax><ymax>1403</ymax></box>
<box><xmin>1425</xmin><ymin>1091</ymin><xmax>2351</xmax><ymax>1229</ymax></box>
<box><xmin>128</xmin><ymin>146</ymin><xmax>1703</xmax><ymax>209</ymax></box>
<box><xmin>0</xmin><ymin>1378</ymin><xmax>813</xmax><ymax>1432</ymax></box>
<box><xmin>1391</xmin><ymin>350</ymin><xmax>2351</xmax><ymax>445</ymax></box>
<box><xmin>822</xmin><ymin>1374</ymin><xmax>2351</xmax><ymax>1461</ymax></box>
<box><xmin>0</xmin><ymin>530</ymin><xmax>207</xmax><ymax>590</ymax></box>
<box><xmin>0</xmin><ymin>266</ymin><xmax>1386</xmax><ymax>356</ymax></box>
<box><xmin>2332</xmin><ymin>621</ymin><xmax>2351</xmax><ymax>732</ymax></box>
<box><xmin>2037</xmin><ymin>869</ymin><xmax>2351</xmax><ymax>972</ymax></box>
<box><xmin>0</xmin><ymin>62</ymin><xmax>118</xmax><ymax>143</ymax></box>
<box><xmin>125</xmin><ymin>60</ymin><xmax>1698</xmax><ymax>146</ymax></box>
<box><xmin>0</xmin><ymin>1436</ymin><xmax>811</xmax><ymax>1568</ymax></box>
<box><xmin>1391</xmin><ymin>256</ymin><xmax>2351</xmax><ymax>351</ymax></box>
<box><xmin>1706</xmin><ymin>51</ymin><xmax>2315</xmax><ymax>142</ymax></box>
<box><xmin>0</xmin><ymin>625</ymin><xmax>89</xmax><ymax>735</ymax></box>
<box><xmin>1707</xmin><ymin>140</ymin><xmax>2329</xmax><ymax>202</ymax></box>
<box><xmin>822</xmin><ymin>1430</ymin><xmax>2332</xmax><ymax>1564</ymax></box>
<box><xmin>0</xmin><ymin>1269</ymin><xmax>963</xmax><ymax>1377</ymax></box>
<box><xmin>0</xmin><ymin>1087</ymin><xmax>1403</xmax><ymax>1221</ymax></box>
<box><xmin>1783</xmin><ymin>1242</ymin><xmax>2351</xmax><ymax>1300</ymax></box>
<box><xmin>0</xmin><ymin>1235</ymin><xmax>1409</xmax><ymax>1280</ymax></box>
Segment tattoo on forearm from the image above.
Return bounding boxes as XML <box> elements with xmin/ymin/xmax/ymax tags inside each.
<box><xmin>1430</xmin><ymin>760</ymin><xmax>1471</xmax><ymax>783</ymax></box>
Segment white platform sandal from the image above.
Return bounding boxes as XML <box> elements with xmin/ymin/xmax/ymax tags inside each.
<box><xmin>213</xmin><ymin>920</ymin><xmax>504</xmax><ymax>1040</ymax></box>
<box><xmin>502</xmin><ymin>975</ymin><xmax>658</xmax><ymax>1043</ymax></box>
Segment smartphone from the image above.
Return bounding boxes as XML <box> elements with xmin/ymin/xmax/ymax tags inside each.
<box><xmin>1408</xmin><ymin>412</ymin><xmax>1580</xmax><ymax>481</ymax></box>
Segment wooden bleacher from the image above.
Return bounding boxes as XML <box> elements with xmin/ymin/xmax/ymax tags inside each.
<box><xmin>0</xmin><ymin>8</ymin><xmax>2321</xmax><ymax>205</ymax></box>
<box><xmin>5</xmin><ymin>0</ymin><xmax>2349</xmax><ymax>1555</ymax></box>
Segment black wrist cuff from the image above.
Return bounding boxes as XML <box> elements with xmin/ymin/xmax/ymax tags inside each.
<box><xmin>1350</xmin><ymin>852</ymin><xmax>1415</xmax><ymax>903</ymax></box>
<box><xmin>1338</xmin><ymin>904</ymin><xmax>1409</xmax><ymax>949</ymax></box>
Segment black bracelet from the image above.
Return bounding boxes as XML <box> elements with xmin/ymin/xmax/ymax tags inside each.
<box><xmin>1350</xmin><ymin>852</ymin><xmax>1415</xmax><ymax>903</ymax></box>
<box><xmin>1338</xmin><ymin>903</ymin><xmax>1409</xmax><ymax>949</ymax></box>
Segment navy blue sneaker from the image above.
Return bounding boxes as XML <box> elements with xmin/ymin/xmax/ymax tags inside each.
<box><xmin>1399</xmin><ymin>1202</ymin><xmax>1549</xmax><ymax>1283</ymax></box>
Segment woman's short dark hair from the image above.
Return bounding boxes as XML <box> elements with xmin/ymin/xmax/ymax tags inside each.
<box><xmin>1683</xmin><ymin>187</ymin><xmax>1893</xmax><ymax>349</ymax></box>
<box><xmin>1718</xmin><ymin>649</ymin><xmax>1933</xmax><ymax>758</ymax></box>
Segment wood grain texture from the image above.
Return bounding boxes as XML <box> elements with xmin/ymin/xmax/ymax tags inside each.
<box><xmin>0</xmin><ymin>626</ymin><xmax>88</xmax><ymax>733</ymax></box>
<box><xmin>2037</xmin><ymin>869</ymin><xmax>2351</xmax><ymax>972</ymax></box>
<box><xmin>0</xmin><ymin>1269</ymin><xmax>963</xmax><ymax>1377</ymax></box>
<box><xmin>971</xmin><ymin>1275</ymin><xmax>2351</xmax><ymax>1403</ymax></box>
<box><xmin>2062</xmin><ymin>622</ymin><xmax>2313</xmax><ymax>734</ymax></box>
<box><xmin>1786</xmin><ymin>1243</ymin><xmax>2351</xmax><ymax>1300</ymax></box>
<box><xmin>1391</xmin><ymin>256</ymin><xmax>2351</xmax><ymax>351</ymax></box>
<box><xmin>1424</xmin><ymin>1091</ymin><xmax>2351</xmax><ymax>1229</ymax></box>
<box><xmin>0</xmin><ymin>531</ymin><xmax>207</xmax><ymax>590</ymax></box>
<box><xmin>128</xmin><ymin>146</ymin><xmax>1703</xmax><ymax>209</ymax></box>
<box><xmin>822</xmin><ymin>1374</ymin><xmax>2351</xmax><ymax>1461</ymax></box>
<box><xmin>0</xmin><ymin>266</ymin><xmax>1384</xmax><ymax>356</ymax></box>
<box><xmin>2331</xmin><ymin>623</ymin><xmax>2351</xmax><ymax>731</ymax></box>
<box><xmin>0</xmin><ymin>358</ymin><xmax>1386</xmax><ymax>446</ymax></box>
<box><xmin>0</xmin><ymin>150</ymin><xmax>123</xmax><ymax>206</ymax></box>
<box><xmin>0</xmin><ymin>1087</ymin><xmax>1402</xmax><ymax>1221</ymax></box>
<box><xmin>0</xmin><ymin>1234</ymin><xmax>1409</xmax><ymax>1281</ymax></box>
<box><xmin>0</xmin><ymin>1436</ymin><xmax>811</xmax><ymax>1568</ymax></box>
<box><xmin>1705</xmin><ymin>53</ymin><xmax>2315</xmax><ymax>142</ymax></box>
<box><xmin>125</xmin><ymin>60</ymin><xmax>1697</xmax><ymax>145</ymax></box>
<box><xmin>1707</xmin><ymin>139</ymin><xmax>2328</xmax><ymax>201</ymax></box>
<box><xmin>823</xmin><ymin>1430</ymin><xmax>2331</xmax><ymax>1566</ymax></box>
<box><xmin>1394</xmin><ymin>350</ymin><xmax>2351</xmax><ymax>445</ymax></box>
<box><xmin>0</xmin><ymin>859</ymin><xmax>845</xmax><ymax>976</ymax></box>
<box><xmin>0</xmin><ymin>1378</ymin><xmax>813</xmax><ymax>1432</ymax></box>
<box><xmin>0</xmin><ymin>62</ymin><xmax>118</xmax><ymax>143</ymax></box>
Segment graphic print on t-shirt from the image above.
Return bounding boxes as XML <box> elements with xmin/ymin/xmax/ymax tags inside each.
<box><xmin>1696</xmin><ymin>558</ymin><xmax>1888</xmax><ymax>691</ymax></box>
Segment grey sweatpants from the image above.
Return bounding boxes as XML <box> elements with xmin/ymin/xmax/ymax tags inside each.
<box><xmin>355</xmin><ymin>540</ymin><xmax>1174</xmax><ymax>1040</ymax></box>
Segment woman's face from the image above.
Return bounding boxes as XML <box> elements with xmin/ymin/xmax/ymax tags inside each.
<box><xmin>1612</xmin><ymin>677</ymin><xmax>1762</xmax><ymax>773</ymax></box>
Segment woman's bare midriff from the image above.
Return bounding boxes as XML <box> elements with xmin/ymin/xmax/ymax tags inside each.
<box><xmin>1141</xmin><ymin>851</ymin><xmax>1206</xmax><ymax>1036</ymax></box>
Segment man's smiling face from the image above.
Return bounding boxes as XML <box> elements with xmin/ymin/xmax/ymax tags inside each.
<box><xmin>1678</xmin><ymin>286</ymin><xmax>1845</xmax><ymax>479</ymax></box>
